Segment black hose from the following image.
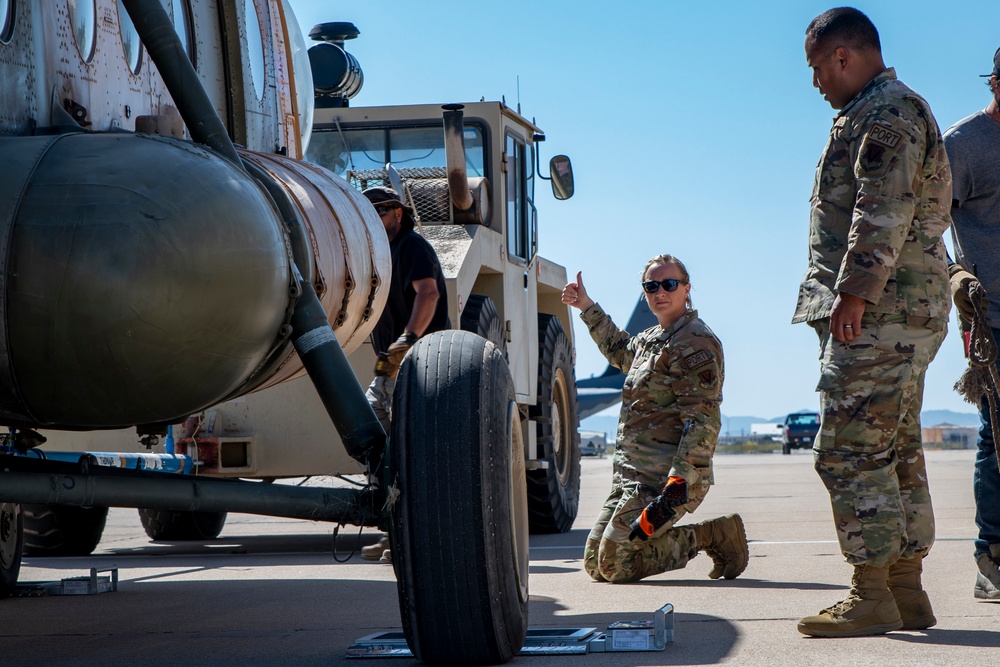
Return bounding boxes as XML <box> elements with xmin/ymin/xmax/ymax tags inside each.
<box><xmin>289</xmin><ymin>279</ymin><xmax>386</xmax><ymax>464</ymax></box>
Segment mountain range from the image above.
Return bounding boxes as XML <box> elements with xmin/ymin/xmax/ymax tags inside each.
<box><xmin>579</xmin><ymin>408</ymin><xmax>980</xmax><ymax>439</ymax></box>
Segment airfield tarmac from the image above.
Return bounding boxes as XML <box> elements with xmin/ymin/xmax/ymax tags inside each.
<box><xmin>3</xmin><ymin>448</ymin><xmax>999</xmax><ymax>666</ymax></box>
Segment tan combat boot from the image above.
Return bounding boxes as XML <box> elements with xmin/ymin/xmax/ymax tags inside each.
<box><xmin>797</xmin><ymin>564</ymin><xmax>903</xmax><ymax>637</ymax></box>
<box><xmin>361</xmin><ymin>535</ymin><xmax>390</xmax><ymax>561</ymax></box>
<box><xmin>888</xmin><ymin>556</ymin><xmax>936</xmax><ymax>629</ymax></box>
<box><xmin>691</xmin><ymin>514</ymin><xmax>749</xmax><ymax>580</ymax></box>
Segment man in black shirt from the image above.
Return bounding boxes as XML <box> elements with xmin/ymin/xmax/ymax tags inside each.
<box><xmin>364</xmin><ymin>186</ymin><xmax>450</xmax><ymax>374</ymax></box>
<box><xmin>361</xmin><ymin>186</ymin><xmax>450</xmax><ymax>561</ymax></box>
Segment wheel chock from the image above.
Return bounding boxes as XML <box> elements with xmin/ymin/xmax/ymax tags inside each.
<box><xmin>14</xmin><ymin>567</ymin><xmax>119</xmax><ymax>597</ymax></box>
<box><xmin>346</xmin><ymin>602</ymin><xmax>674</xmax><ymax>658</ymax></box>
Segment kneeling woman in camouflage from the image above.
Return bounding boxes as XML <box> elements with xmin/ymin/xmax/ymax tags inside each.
<box><xmin>562</xmin><ymin>255</ymin><xmax>749</xmax><ymax>583</ymax></box>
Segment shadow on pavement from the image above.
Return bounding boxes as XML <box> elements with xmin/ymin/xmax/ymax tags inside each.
<box><xmin>529</xmin><ymin>594</ymin><xmax>738</xmax><ymax>666</ymax></box>
<box><xmin>887</xmin><ymin>628</ymin><xmax>1000</xmax><ymax>647</ymax></box>
<box><xmin>4</xmin><ymin>578</ymin><xmax>417</xmax><ymax>667</ymax></box>
<box><xmin>6</xmin><ymin>575</ymin><xmax>739</xmax><ymax>667</ymax></box>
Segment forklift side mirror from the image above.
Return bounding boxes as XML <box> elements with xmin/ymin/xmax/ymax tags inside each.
<box><xmin>549</xmin><ymin>155</ymin><xmax>574</xmax><ymax>200</ymax></box>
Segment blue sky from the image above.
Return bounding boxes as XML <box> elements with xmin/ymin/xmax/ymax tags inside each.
<box><xmin>289</xmin><ymin>1</ymin><xmax>996</xmax><ymax>420</ymax></box>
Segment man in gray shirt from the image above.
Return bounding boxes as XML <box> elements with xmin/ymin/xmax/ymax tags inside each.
<box><xmin>944</xmin><ymin>45</ymin><xmax>1000</xmax><ymax>600</ymax></box>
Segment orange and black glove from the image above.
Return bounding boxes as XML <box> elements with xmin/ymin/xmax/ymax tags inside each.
<box><xmin>628</xmin><ymin>476</ymin><xmax>688</xmax><ymax>541</ymax></box>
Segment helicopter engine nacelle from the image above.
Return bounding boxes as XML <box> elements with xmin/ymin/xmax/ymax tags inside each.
<box><xmin>0</xmin><ymin>131</ymin><xmax>387</xmax><ymax>430</ymax></box>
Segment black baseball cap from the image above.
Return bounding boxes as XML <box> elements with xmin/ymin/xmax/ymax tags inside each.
<box><xmin>362</xmin><ymin>185</ymin><xmax>415</xmax><ymax>230</ymax></box>
<box><xmin>980</xmin><ymin>46</ymin><xmax>1000</xmax><ymax>78</ymax></box>
<box><xmin>362</xmin><ymin>186</ymin><xmax>412</xmax><ymax>212</ymax></box>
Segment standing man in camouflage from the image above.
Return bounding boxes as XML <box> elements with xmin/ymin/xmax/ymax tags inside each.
<box><xmin>944</xmin><ymin>46</ymin><xmax>1000</xmax><ymax>600</ymax></box>
<box><xmin>793</xmin><ymin>8</ymin><xmax>951</xmax><ymax>637</ymax></box>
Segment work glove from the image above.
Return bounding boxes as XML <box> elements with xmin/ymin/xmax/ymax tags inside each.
<box><xmin>374</xmin><ymin>332</ymin><xmax>419</xmax><ymax>380</ymax></box>
<box><xmin>387</xmin><ymin>332</ymin><xmax>418</xmax><ymax>366</ymax></box>
<box><xmin>949</xmin><ymin>264</ymin><xmax>987</xmax><ymax>325</ymax></box>
<box><xmin>628</xmin><ymin>476</ymin><xmax>688</xmax><ymax>541</ymax></box>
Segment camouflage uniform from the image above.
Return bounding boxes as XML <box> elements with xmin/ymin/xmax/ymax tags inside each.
<box><xmin>580</xmin><ymin>303</ymin><xmax>724</xmax><ymax>582</ymax></box>
<box><xmin>792</xmin><ymin>68</ymin><xmax>951</xmax><ymax>569</ymax></box>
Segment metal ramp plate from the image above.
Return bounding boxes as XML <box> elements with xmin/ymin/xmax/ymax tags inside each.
<box><xmin>15</xmin><ymin>567</ymin><xmax>119</xmax><ymax>597</ymax></box>
<box><xmin>346</xmin><ymin>603</ymin><xmax>673</xmax><ymax>658</ymax></box>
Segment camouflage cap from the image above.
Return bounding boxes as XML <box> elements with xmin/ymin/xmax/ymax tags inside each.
<box><xmin>362</xmin><ymin>186</ymin><xmax>413</xmax><ymax>213</ymax></box>
<box><xmin>980</xmin><ymin>46</ymin><xmax>1000</xmax><ymax>78</ymax></box>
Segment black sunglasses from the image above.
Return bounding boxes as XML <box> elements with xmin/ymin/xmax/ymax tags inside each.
<box><xmin>641</xmin><ymin>278</ymin><xmax>688</xmax><ymax>294</ymax></box>
<box><xmin>374</xmin><ymin>205</ymin><xmax>399</xmax><ymax>216</ymax></box>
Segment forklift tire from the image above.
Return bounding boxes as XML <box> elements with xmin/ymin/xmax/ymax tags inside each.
<box><xmin>0</xmin><ymin>503</ymin><xmax>22</xmax><ymax>597</ymax></box>
<box><xmin>527</xmin><ymin>314</ymin><xmax>581</xmax><ymax>534</ymax></box>
<box><xmin>22</xmin><ymin>505</ymin><xmax>108</xmax><ymax>556</ymax></box>
<box><xmin>461</xmin><ymin>294</ymin><xmax>506</xmax><ymax>356</ymax></box>
<box><xmin>138</xmin><ymin>509</ymin><xmax>228</xmax><ymax>541</ymax></box>
<box><xmin>390</xmin><ymin>330</ymin><xmax>528</xmax><ymax>666</ymax></box>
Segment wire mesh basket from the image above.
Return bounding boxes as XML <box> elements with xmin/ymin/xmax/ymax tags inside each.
<box><xmin>348</xmin><ymin>167</ymin><xmax>452</xmax><ymax>224</ymax></box>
